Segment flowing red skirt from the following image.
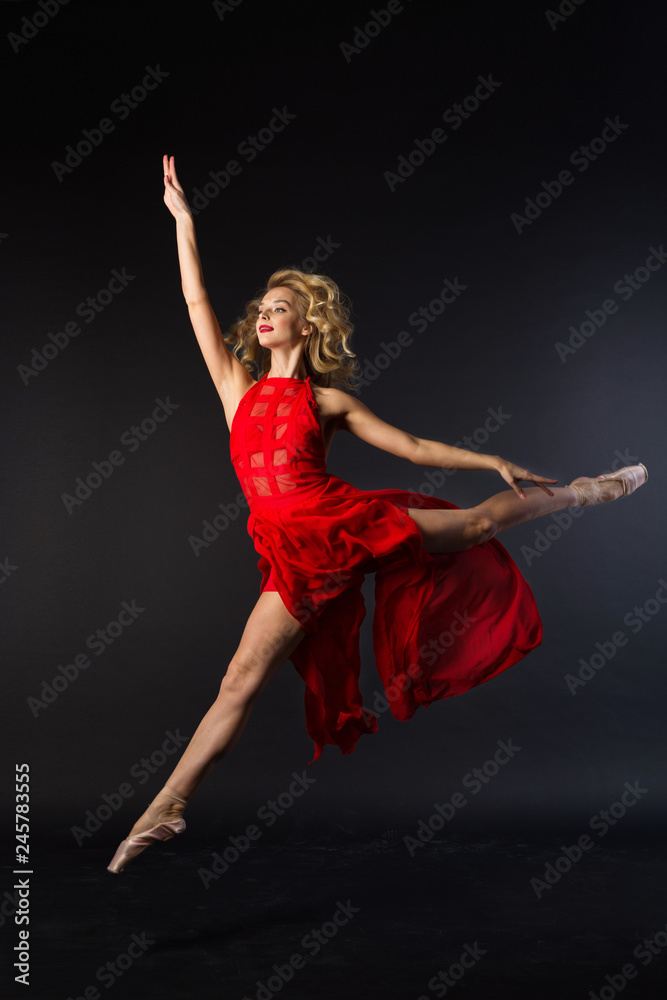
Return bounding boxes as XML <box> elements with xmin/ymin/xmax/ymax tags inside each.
<box><xmin>247</xmin><ymin>474</ymin><xmax>542</xmax><ymax>764</ymax></box>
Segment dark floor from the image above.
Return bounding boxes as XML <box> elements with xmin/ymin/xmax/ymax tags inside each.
<box><xmin>4</xmin><ymin>822</ymin><xmax>667</xmax><ymax>1000</ymax></box>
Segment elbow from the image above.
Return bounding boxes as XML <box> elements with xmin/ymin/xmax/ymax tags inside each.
<box><xmin>409</xmin><ymin>437</ymin><xmax>424</xmax><ymax>464</ymax></box>
<box><xmin>184</xmin><ymin>291</ymin><xmax>210</xmax><ymax>308</ymax></box>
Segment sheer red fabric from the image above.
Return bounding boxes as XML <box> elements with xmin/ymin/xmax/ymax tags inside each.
<box><xmin>230</xmin><ymin>374</ymin><xmax>542</xmax><ymax>764</ymax></box>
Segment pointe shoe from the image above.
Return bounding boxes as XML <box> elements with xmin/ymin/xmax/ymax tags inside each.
<box><xmin>107</xmin><ymin>817</ymin><xmax>186</xmax><ymax>874</ymax></box>
<box><xmin>568</xmin><ymin>464</ymin><xmax>648</xmax><ymax>506</ymax></box>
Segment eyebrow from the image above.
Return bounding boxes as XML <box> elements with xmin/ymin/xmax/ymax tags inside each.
<box><xmin>257</xmin><ymin>298</ymin><xmax>290</xmax><ymax>308</ymax></box>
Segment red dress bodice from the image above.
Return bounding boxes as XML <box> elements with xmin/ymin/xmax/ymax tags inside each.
<box><xmin>230</xmin><ymin>375</ymin><xmax>329</xmax><ymax>512</ymax></box>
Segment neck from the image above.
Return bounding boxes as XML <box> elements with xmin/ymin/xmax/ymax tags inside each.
<box><xmin>266</xmin><ymin>359</ymin><xmax>308</xmax><ymax>380</ymax></box>
<box><xmin>265</xmin><ymin>342</ymin><xmax>310</xmax><ymax>380</ymax></box>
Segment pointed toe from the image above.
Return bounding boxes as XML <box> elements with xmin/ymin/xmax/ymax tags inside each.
<box><xmin>106</xmin><ymin>818</ymin><xmax>186</xmax><ymax>874</ymax></box>
<box><xmin>569</xmin><ymin>464</ymin><xmax>648</xmax><ymax>506</ymax></box>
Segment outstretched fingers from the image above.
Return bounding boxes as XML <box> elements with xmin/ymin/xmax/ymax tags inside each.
<box><xmin>515</xmin><ymin>472</ymin><xmax>559</xmax><ymax>500</ymax></box>
<box><xmin>496</xmin><ymin>459</ymin><xmax>559</xmax><ymax>499</ymax></box>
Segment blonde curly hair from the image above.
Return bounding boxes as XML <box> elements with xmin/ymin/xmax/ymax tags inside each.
<box><xmin>224</xmin><ymin>268</ymin><xmax>362</xmax><ymax>389</ymax></box>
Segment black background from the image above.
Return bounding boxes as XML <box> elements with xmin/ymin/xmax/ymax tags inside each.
<box><xmin>1</xmin><ymin>1</ymin><xmax>666</xmax><ymax>997</ymax></box>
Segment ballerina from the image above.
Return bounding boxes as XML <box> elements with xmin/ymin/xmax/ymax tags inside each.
<box><xmin>106</xmin><ymin>154</ymin><xmax>647</xmax><ymax>874</ymax></box>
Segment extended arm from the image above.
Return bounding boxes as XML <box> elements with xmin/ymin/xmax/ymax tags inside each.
<box><xmin>337</xmin><ymin>391</ymin><xmax>557</xmax><ymax>498</ymax></box>
<box><xmin>163</xmin><ymin>155</ymin><xmax>253</xmax><ymax>409</ymax></box>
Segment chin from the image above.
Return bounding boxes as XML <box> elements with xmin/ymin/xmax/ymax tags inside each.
<box><xmin>258</xmin><ymin>333</ymin><xmax>285</xmax><ymax>349</ymax></box>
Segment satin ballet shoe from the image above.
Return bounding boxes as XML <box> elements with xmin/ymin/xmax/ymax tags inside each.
<box><xmin>107</xmin><ymin>817</ymin><xmax>186</xmax><ymax>874</ymax></box>
<box><xmin>568</xmin><ymin>464</ymin><xmax>648</xmax><ymax>506</ymax></box>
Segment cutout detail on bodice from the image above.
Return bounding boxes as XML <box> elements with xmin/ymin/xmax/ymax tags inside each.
<box><xmin>230</xmin><ymin>377</ymin><xmax>327</xmax><ymax>508</ymax></box>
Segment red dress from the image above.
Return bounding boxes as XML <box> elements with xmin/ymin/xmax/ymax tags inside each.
<box><xmin>230</xmin><ymin>374</ymin><xmax>542</xmax><ymax>764</ymax></box>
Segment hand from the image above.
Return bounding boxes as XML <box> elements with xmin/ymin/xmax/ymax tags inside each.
<box><xmin>163</xmin><ymin>154</ymin><xmax>193</xmax><ymax>220</ymax></box>
<box><xmin>493</xmin><ymin>457</ymin><xmax>559</xmax><ymax>499</ymax></box>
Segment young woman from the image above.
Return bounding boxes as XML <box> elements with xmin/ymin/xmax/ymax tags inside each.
<box><xmin>106</xmin><ymin>155</ymin><xmax>647</xmax><ymax>873</ymax></box>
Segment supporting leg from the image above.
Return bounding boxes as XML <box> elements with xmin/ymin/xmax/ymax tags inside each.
<box><xmin>107</xmin><ymin>591</ymin><xmax>305</xmax><ymax>871</ymax></box>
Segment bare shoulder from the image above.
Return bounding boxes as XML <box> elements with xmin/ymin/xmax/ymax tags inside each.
<box><xmin>311</xmin><ymin>381</ymin><xmax>418</xmax><ymax>461</ymax></box>
<box><xmin>310</xmin><ymin>384</ymin><xmax>357</xmax><ymax>426</ymax></box>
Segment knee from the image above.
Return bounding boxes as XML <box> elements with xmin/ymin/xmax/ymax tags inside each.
<box><xmin>464</xmin><ymin>511</ymin><xmax>497</xmax><ymax>548</ymax></box>
<box><xmin>218</xmin><ymin>656</ymin><xmax>263</xmax><ymax>701</ymax></box>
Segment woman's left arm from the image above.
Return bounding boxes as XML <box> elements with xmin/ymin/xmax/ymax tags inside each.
<box><xmin>415</xmin><ymin>439</ymin><xmax>557</xmax><ymax>497</ymax></box>
<box><xmin>336</xmin><ymin>392</ymin><xmax>558</xmax><ymax>498</ymax></box>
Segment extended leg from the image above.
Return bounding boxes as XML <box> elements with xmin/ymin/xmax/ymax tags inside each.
<box><xmin>407</xmin><ymin>485</ymin><xmax>581</xmax><ymax>554</ymax></box>
<box><xmin>408</xmin><ymin>462</ymin><xmax>647</xmax><ymax>554</ymax></box>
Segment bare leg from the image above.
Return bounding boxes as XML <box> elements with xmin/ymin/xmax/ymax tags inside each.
<box><xmin>407</xmin><ymin>483</ymin><xmax>607</xmax><ymax>554</ymax></box>
<box><xmin>124</xmin><ymin>590</ymin><xmax>306</xmax><ymax>839</ymax></box>
<box><xmin>476</xmin><ymin>484</ymin><xmax>590</xmax><ymax>534</ymax></box>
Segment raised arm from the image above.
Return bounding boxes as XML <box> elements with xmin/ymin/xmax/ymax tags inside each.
<box><xmin>162</xmin><ymin>155</ymin><xmax>254</xmax><ymax>424</ymax></box>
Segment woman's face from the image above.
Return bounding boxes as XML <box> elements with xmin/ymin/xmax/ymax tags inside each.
<box><xmin>255</xmin><ymin>287</ymin><xmax>310</xmax><ymax>348</ymax></box>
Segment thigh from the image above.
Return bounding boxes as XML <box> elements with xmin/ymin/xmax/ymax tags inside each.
<box><xmin>406</xmin><ymin>506</ymin><xmax>477</xmax><ymax>553</ymax></box>
<box><xmin>227</xmin><ymin>589</ymin><xmax>307</xmax><ymax>695</ymax></box>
